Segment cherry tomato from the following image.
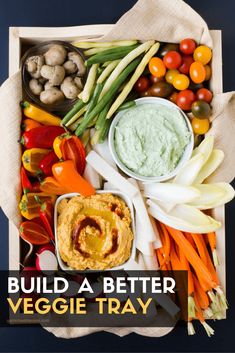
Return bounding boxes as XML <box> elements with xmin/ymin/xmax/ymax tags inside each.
<box><xmin>148</xmin><ymin>57</ymin><xmax>166</xmax><ymax>78</ymax></box>
<box><xmin>149</xmin><ymin>74</ymin><xmax>165</xmax><ymax>84</ymax></box>
<box><xmin>204</xmin><ymin>65</ymin><xmax>212</xmax><ymax>81</ymax></box>
<box><xmin>188</xmin><ymin>81</ymin><xmax>204</xmax><ymax>91</ymax></box>
<box><xmin>140</xmin><ymin>90</ymin><xmax>151</xmax><ymax>97</ymax></box>
<box><xmin>191</xmin><ymin>117</ymin><xmax>210</xmax><ymax>135</ymax></box>
<box><xmin>159</xmin><ymin>43</ymin><xmax>179</xmax><ymax>57</ymax></box>
<box><xmin>196</xmin><ymin>88</ymin><xmax>213</xmax><ymax>103</ymax></box>
<box><xmin>168</xmin><ymin>91</ymin><xmax>178</xmax><ymax>105</ymax></box>
<box><xmin>163</xmin><ymin>51</ymin><xmax>182</xmax><ymax>69</ymax></box>
<box><xmin>173</xmin><ymin>74</ymin><xmax>190</xmax><ymax>90</ymax></box>
<box><xmin>134</xmin><ymin>76</ymin><xmax>150</xmax><ymax>93</ymax></box>
<box><xmin>180</xmin><ymin>38</ymin><xmax>196</xmax><ymax>55</ymax></box>
<box><xmin>165</xmin><ymin>69</ymin><xmax>179</xmax><ymax>84</ymax></box>
<box><xmin>176</xmin><ymin>89</ymin><xmax>196</xmax><ymax>110</ymax></box>
<box><xmin>178</xmin><ymin>55</ymin><xmax>194</xmax><ymax>74</ymax></box>
<box><xmin>148</xmin><ymin>82</ymin><xmax>173</xmax><ymax>98</ymax></box>
<box><xmin>193</xmin><ymin>45</ymin><xmax>212</xmax><ymax>65</ymax></box>
<box><xmin>189</xmin><ymin>62</ymin><xmax>206</xmax><ymax>84</ymax></box>
<box><xmin>191</xmin><ymin>100</ymin><xmax>211</xmax><ymax>119</ymax></box>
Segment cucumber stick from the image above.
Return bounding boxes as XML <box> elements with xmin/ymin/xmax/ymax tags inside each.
<box><xmin>75</xmin><ymin>57</ymin><xmax>141</xmax><ymax>136</ymax></box>
<box><xmin>106</xmin><ymin>42</ymin><xmax>160</xmax><ymax>119</ymax></box>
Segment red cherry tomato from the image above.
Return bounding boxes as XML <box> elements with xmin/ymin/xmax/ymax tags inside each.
<box><xmin>176</xmin><ymin>89</ymin><xmax>196</xmax><ymax>110</ymax></box>
<box><xmin>163</xmin><ymin>51</ymin><xmax>182</xmax><ymax>69</ymax></box>
<box><xmin>178</xmin><ymin>55</ymin><xmax>194</xmax><ymax>74</ymax></box>
<box><xmin>169</xmin><ymin>92</ymin><xmax>178</xmax><ymax>105</ymax></box>
<box><xmin>196</xmin><ymin>88</ymin><xmax>213</xmax><ymax>103</ymax></box>
<box><xmin>189</xmin><ymin>62</ymin><xmax>206</xmax><ymax>84</ymax></box>
<box><xmin>148</xmin><ymin>57</ymin><xmax>166</xmax><ymax>77</ymax></box>
<box><xmin>180</xmin><ymin>38</ymin><xmax>196</xmax><ymax>55</ymax></box>
<box><xmin>134</xmin><ymin>76</ymin><xmax>150</xmax><ymax>93</ymax></box>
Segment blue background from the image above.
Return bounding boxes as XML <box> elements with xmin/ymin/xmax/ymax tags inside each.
<box><xmin>0</xmin><ymin>0</ymin><xmax>235</xmax><ymax>351</ymax></box>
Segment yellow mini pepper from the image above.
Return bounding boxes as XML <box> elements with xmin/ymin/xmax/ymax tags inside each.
<box><xmin>22</xmin><ymin>148</ymin><xmax>50</xmax><ymax>175</ymax></box>
<box><xmin>53</xmin><ymin>133</ymin><xmax>70</xmax><ymax>159</ymax></box>
<box><xmin>19</xmin><ymin>193</ymin><xmax>56</xmax><ymax>220</ymax></box>
<box><xmin>22</xmin><ymin>101</ymin><xmax>62</xmax><ymax>126</ymax></box>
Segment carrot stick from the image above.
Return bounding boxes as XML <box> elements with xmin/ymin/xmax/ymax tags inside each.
<box><xmin>156</xmin><ymin>249</ymin><xmax>168</xmax><ymax>270</ymax></box>
<box><xmin>191</xmin><ymin>233</ymin><xmax>208</xmax><ymax>265</ymax></box>
<box><xmin>184</xmin><ymin>232</ymin><xmax>197</xmax><ymax>249</ymax></box>
<box><xmin>192</xmin><ymin>273</ymin><xmax>210</xmax><ymax>310</ymax></box>
<box><xmin>194</xmin><ymin>294</ymin><xmax>215</xmax><ymax>337</ymax></box>
<box><xmin>158</xmin><ymin>222</ymin><xmax>171</xmax><ymax>267</ymax></box>
<box><xmin>207</xmin><ymin>232</ymin><xmax>220</xmax><ymax>267</ymax></box>
<box><xmin>165</xmin><ymin>225</ymin><xmax>217</xmax><ymax>292</ymax></box>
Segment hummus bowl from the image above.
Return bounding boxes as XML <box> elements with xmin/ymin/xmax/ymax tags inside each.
<box><xmin>54</xmin><ymin>190</ymin><xmax>136</xmax><ymax>272</ymax></box>
<box><xmin>109</xmin><ymin>97</ymin><xmax>194</xmax><ymax>182</ymax></box>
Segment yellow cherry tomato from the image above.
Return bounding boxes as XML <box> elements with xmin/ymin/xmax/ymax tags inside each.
<box><xmin>204</xmin><ymin>64</ymin><xmax>212</xmax><ymax>81</ymax></box>
<box><xmin>193</xmin><ymin>45</ymin><xmax>212</xmax><ymax>65</ymax></box>
<box><xmin>172</xmin><ymin>74</ymin><xmax>190</xmax><ymax>90</ymax></box>
<box><xmin>148</xmin><ymin>57</ymin><xmax>166</xmax><ymax>78</ymax></box>
<box><xmin>191</xmin><ymin>117</ymin><xmax>210</xmax><ymax>135</ymax></box>
<box><xmin>165</xmin><ymin>69</ymin><xmax>179</xmax><ymax>84</ymax></box>
<box><xmin>189</xmin><ymin>62</ymin><xmax>206</xmax><ymax>84</ymax></box>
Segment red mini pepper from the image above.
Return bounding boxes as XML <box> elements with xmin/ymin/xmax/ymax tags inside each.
<box><xmin>38</xmin><ymin>150</ymin><xmax>59</xmax><ymax>176</ymax></box>
<box><xmin>37</xmin><ymin>200</ymin><xmax>54</xmax><ymax>241</ymax></box>
<box><xmin>21</xmin><ymin>126</ymin><xmax>65</xmax><ymax>149</ymax></box>
<box><xmin>20</xmin><ymin>166</ymin><xmax>33</xmax><ymax>196</ymax></box>
<box><xmin>60</xmin><ymin>136</ymin><xmax>86</xmax><ymax>175</ymax></box>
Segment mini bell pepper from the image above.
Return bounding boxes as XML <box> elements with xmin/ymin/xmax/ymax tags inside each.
<box><xmin>38</xmin><ymin>151</ymin><xmax>59</xmax><ymax>176</ymax></box>
<box><xmin>19</xmin><ymin>192</ymin><xmax>56</xmax><ymax>220</ymax></box>
<box><xmin>21</xmin><ymin>118</ymin><xmax>42</xmax><ymax>131</ymax></box>
<box><xmin>60</xmin><ymin>135</ymin><xmax>86</xmax><ymax>175</ymax></box>
<box><xmin>20</xmin><ymin>166</ymin><xmax>33</xmax><ymax>196</ymax></box>
<box><xmin>22</xmin><ymin>148</ymin><xmax>50</xmax><ymax>175</ymax></box>
<box><xmin>52</xmin><ymin>160</ymin><xmax>95</xmax><ymax>196</ymax></box>
<box><xmin>37</xmin><ymin>199</ymin><xmax>54</xmax><ymax>240</ymax></box>
<box><xmin>19</xmin><ymin>221</ymin><xmax>50</xmax><ymax>245</ymax></box>
<box><xmin>22</xmin><ymin>101</ymin><xmax>62</xmax><ymax>126</ymax></box>
<box><xmin>53</xmin><ymin>133</ymin><xmax>71</xmax><ymax>159</ymax></box>
<box><xmin>21</xmin><ymin>125</ymin><xmax>65</xmax><ymax>149</ymax></box>
<box><xmin>31</xmin><ymin>181</ymin><xmax>41</xmax><ymax>192</ymax></box>
<box><xmin>40</xmin><ymin>176</ymin><xmax>71</xmax><ymax>195</ymax></box>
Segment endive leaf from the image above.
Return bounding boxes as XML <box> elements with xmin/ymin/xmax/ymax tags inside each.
<box><xmin>188</xmin><ymin>183</ymin><xmax>235</xmax><ymax>209</ymax></box>
<box><xmin>173</xmin><ymin>153</ymin><xmax>205</xmax><ymax>186</ymax></box>
<box><xmin>147</xmin><ymin>199</ymin><xmax>221</xmax><ymax>233</ymax></box>
<box><xmin>193</xmin><ymin>149</ymin><xmax>224</xmax><ymax>184</ymax></box>
<box><xmin>192</xmin><ymin>135</ymin><xmax>214</xmax><ymax>165</ymax></box>
<box><xmin>143</xmin><ymin>183</ymin><xmax>201</xmax><ymax>204</ymax></box>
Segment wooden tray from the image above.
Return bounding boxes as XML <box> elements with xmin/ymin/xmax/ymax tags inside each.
<box><xmin>7</xmin><ymin>25</ymin><xmax>225</xmax><ymax>321</ymax></box>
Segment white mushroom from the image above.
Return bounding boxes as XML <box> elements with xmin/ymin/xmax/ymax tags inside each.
<box><xmin>25</xmin><ymin>55</ymin><xmax>44</xmax><ymax>79</ymax></box>
<box><xmin>40</xmin><ymin>87</ymin><xmax>65</xmax><ymax>105</ymax></box>
<box><xmin>74</xmin><ymin>76</ymin><xmax>83</xmax><ymax>90</ymax></box>
<box><xmin>63</xmin><ymin>60</ymin><xmax>77</xmax><ymax>74</ymax></box>
<box><xmin>44</xmin><ymin>81</ymin><xmax>54</xmax><ymax>90</ymax></box>
<box><xmin>40</xmin><ymin>65</ymin><xmax>65</xmax><ymax>85</ymax></box>
<box><xmin>61</xmin><ymin>77</ymin><xmax>80</xmax><ymax>99</ymax></box>
<box><xmin>44</xmin><ymin>44</ymin><xmax>67</xmax><ymax>66</ymax></box>
<box><xmin>68</xmin><ymin>52</ymin><xmax>85</xmax><ymax>76</ymax></box>
<box><xmin>29</xmin><ymin>79</ymin><xmax>43</xmax><ymax>95</ymax></box>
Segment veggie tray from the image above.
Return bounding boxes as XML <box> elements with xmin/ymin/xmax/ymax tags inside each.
<box><xmin>3</xmin><ymin>3</ymin><xmax>234</xmax><ymax>338</ymax></box>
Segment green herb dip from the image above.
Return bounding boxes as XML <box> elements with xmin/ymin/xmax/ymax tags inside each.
<box><xmin>114</xmin><ymin>103</ymin><xmax>191</xmax><ymax>177</ymax></box>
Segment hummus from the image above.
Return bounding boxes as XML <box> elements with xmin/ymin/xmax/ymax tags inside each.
<box><xmin>57</xmin><ymin>193</ymin><xmax>134</xmax><ymax>270</ymax></box>
<box><xmin>114</xmin><ymin>103</ymin><xmax>191</xmax><ymax>177</ymax></box>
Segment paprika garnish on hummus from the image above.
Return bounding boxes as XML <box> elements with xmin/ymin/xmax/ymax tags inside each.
<box><xmin>57</xmin><ymin>193</ymin><xmax>134</xmax><ymax>270</ymax></box>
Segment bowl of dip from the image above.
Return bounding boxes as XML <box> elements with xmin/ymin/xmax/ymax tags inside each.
<box><xmin>109</xmin><ymin>97</ymin><xmax>194</xmax><ymax>182</ymax></box>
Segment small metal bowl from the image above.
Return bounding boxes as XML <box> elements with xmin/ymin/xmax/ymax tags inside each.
<box><xmin>21</xmin><ymin>40</ymin><xmax>86</xmax><ymax>114</ymax></box>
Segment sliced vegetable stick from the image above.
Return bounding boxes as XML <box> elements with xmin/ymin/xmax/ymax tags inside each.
<box><xmin>191</xmin><ymin>233</ymin><xmax>208</xmax><ymax>266</ymax></box>
<box><xmin>106</xmin><ymin>42</ymin><xmax>160</xmax><ymax>118</ymax></box>
<box><xmin>194</xmin><ymin>295</ymin><xmax>215</xmax><ymax>337</ymax></box>
<box><xmin>207</xmin><ymin>232</ymin><xmax>220</xmax><ymax>267</ymax></box>
<box><xmin>156</xmin><ymin>249</ymin><xmax>167</xmax><ymax>270</ymax></box>
<box><xmin>192</xmin><ymin>273</ymin><xmax>210</xmax><ymax>310</ymax></box>
<box><xmin>73</xmin><ymin>40</ymin><xmax>138</xmax><ymax>49</ymax></box>
<box><xmin>86</xmin><ymin>151</ymin><xmax>138</xmax><ymax>198</ymax></box>
<box><xmin>100</xmin><ymin>40</ymin><xmax>155</xmax><ymax>99</ymax></box>
<box><xmin>65</xmin><ymin>106</ymin><xmax>87</xmax><ymax>127</ymax></box>
<box><xmin>158</xmin><ymin>223</ymin><xmax>171</xmax><ymax>268</ymax></box>
<box><xmin>97</xmin><ymin>60</ymin><xmax>120</xmax><ymax>84</ymax></box>
<box><xmin>81</xmin><ymin>64</ymin><xmax>99</xmax><ymax>103</ymax></box>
